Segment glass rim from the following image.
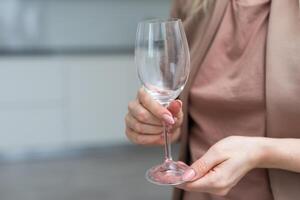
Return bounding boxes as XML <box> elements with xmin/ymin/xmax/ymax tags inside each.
<box><xmin>138</xmin><ymin>18</ymin><xmax>181</xmax><ymax>25</ymax></box>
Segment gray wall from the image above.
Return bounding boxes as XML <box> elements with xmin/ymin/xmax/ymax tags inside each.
<box><xmin>0</xmin><ymin>0</ymin><xmax>172</xmax><ymax>155</ymax></box>
<box><xmin>0</xmin><ymin>0</ymin><xmax>171</xmax><ymax>50</ymax></box>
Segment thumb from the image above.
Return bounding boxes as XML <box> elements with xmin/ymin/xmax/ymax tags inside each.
<box><xmin>167</xmin><ymin>100</ymin><xmax>182</xmax><ymax>117</ymax></box>
<box><xmin>182</xmin><ymin>148</ymin><xmax>226</xmax><ymax>182</ymax></box>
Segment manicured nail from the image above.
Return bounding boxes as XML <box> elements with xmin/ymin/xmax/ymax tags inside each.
<box><xmin>162</xmin><ymin>114</ymin><xmax>175</xmax><ymax>125</ymax></box>
<box><xmin>182</xmin><ymin>168</ymin><xmax>196</xmax><ymax>182</ymax></box>
<box><xmin>176</xmin><ymin>100</ymin><xmax>182</xmax><ymax>107</ymax></box>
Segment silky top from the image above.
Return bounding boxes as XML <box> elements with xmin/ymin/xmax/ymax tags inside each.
<box><xmin>184</xmin><ymin>0</ymin><xmax>273</xmax><ymax>199</ymax></box>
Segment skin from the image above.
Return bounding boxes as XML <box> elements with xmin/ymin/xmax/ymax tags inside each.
<box><xmin>125</xmin><ymin>88</ymin><xmax>300</xmax><ymax>196</ymax></box>
<box><xmin>125</xmin><ymin>88</ymin><xmax>183</xmax><ymax>146</ymax></box>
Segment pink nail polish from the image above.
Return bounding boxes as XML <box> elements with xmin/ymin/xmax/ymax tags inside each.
<box><xmin>162</xmin><ymin>114</ymin><xmax>175</xmax><ymax>125</ymax></box>
<box><xmin>182</xmin><ymin>168</ymin><xmax>196</xmax><ymax>181</ymax></box>
<box><xmin>176</xmin><ymin>100</ymin><xmax>182</xmax><ymax>107</ymax></box>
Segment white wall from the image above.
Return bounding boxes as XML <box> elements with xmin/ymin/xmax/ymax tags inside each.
<box><xmin>0</xmin><ymin>55</ymin><xmax>139</xmax><ymax>154</ymax></box>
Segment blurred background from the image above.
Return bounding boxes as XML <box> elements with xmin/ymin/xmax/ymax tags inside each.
<box><xmin>0</xmin><ymin>0</ymin><xmax>176</xmax><ymax>199</ymax></box>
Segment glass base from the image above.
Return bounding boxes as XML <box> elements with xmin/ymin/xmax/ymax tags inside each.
<box><xmin>145</xmin><ymin>159</ymin><xmax>190</xmax><ymax>186</ymax></box>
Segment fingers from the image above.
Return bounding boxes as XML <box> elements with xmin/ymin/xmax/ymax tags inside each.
<box><xmin>125</xmin><ymin>88</ymin><xmax>184</xmax><ymax>146</ymax></box>
<box><xmin>177</xmin><ymin>170</ymin><xmax>218</xmax><ymax>193</ymax></box>
<box><xmin>176</xmin><ymin>137</ymin><xmax>256</xmax><ymax>196</ymax></box>
<box><xmin>137</xmin><ymin>88</ymin><xmax>175</xmax><ymax>125</ymax></box>
<box><xmin>128</xmin><ymin>99</ymin><xmax>161</xmax><ymax>126</ymax></box>
<box><xmin>168</xmin><ymin>100</ymin><xmax>183</xmax><ymax>130</ymax></box>
<box><xmin>178</xmin><ymin>161</ymin><xmax>237</xmax><ymax>196</ymax></box>
<box><xmin>125</xmin><ymin>127</ymin><xmax>164</xmax><ymax>146</ymax></box>
<box><xmin>177</xmin><ymin>145</ymin><xmax>236</xmax><ymax>196</ymax></box>
<box><xmin>125</xmin><ymin>123</ymin><xmax>181</xmax><ymax>146</ymax></box>
<box><xmin>182</xmin><ymin>146</ymin><xmax>227</xmax><ymax>182</ymax></box>
<box><xmin>125</xmin><ymin>114</ymin><xmax>163</xmax><ymax>135</ymax></box>
<box><xmin>168</xmin><ymin>100</ymin><xmax>183</xmax><ymax>118</ymax></box>
<box><xmin>178</xmin><ymin>168</ymin><xmax>230</xmax><ymax>195</ymax></box>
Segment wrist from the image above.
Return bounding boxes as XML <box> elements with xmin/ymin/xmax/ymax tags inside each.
<box><xmin>254</xmin><ymin>137</ymin><xmax>280</xmax><ymax>169</ymax></box>
<box><xmin>246</xmin><ymin>137</ymin><xmax>300</xmax><ymax>172</ymax></box>
<box><xmin>250</xmin><ymin>137</ymin><xmax>275</xmax><ymax>168</ymax></box>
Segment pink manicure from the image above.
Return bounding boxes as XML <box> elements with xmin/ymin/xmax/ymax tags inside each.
<box><xmin>182</xmin><ymin>168</ymin><xmax>196</xmax><ymax>181</ymax></box>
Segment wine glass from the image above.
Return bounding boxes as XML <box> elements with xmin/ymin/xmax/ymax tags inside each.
<box><xmin>135</xmin><ymin>18</ymin><xmax>190</xmax><ymax>185</ymax></box>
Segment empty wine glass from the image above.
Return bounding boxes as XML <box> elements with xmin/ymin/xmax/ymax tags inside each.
<box><xmin>135</xmin><ymin>18</ymin><xmax>190</xmax><ymax>185</ymax></box>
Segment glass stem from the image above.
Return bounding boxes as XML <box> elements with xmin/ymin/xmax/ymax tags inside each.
<box><xmin>162</xmin><ymin>103</ymin><xmax>172</xmax><ymax>161</ymax></box>
<box><xmin>163</xmin><ymin>122</ymin><xmax>172</xmax><ymax>161</ymax></box>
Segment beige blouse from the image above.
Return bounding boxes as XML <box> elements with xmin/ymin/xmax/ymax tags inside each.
<box><xmin>184</xmin><ymin>0</ymin><xmax>273</xmax><ymax>199</ymax></box>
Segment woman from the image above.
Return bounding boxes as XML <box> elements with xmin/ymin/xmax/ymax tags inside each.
<box><xmin>125</xmin><ymin>0</ymin><xmax>300</xmax><ymax>199</ymax></box>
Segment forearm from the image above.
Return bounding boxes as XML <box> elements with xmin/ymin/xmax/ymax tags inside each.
<box><xmin>257</xmin><ymin>138</ymin><xmax>300</xmax><ymax>173</ymax></box>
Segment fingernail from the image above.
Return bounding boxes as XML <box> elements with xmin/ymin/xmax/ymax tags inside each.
<box><xmin>176</xmin><ymin>100</ymin><xmax>182</xmax><ymax>107</ymax></box>
<box><xmin>162</xmin><ymin>114</ymin><xmax>175</xmax><ymax>125</ymax></box>
<box><xmin>182</xmin><ymin>168</ymin><xmax>196</xmax><ymax>182</ymax></box>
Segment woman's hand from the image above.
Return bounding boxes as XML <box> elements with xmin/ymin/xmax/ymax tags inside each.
<box><xmin>177</xmin><ymin>136</ymin><xmax>265</xmax><ymax>196</ymax></box>
<box><xmin>125</xmin><ymin>88</ymin><xmax>183</xmax><ymax>146</ymax></box>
